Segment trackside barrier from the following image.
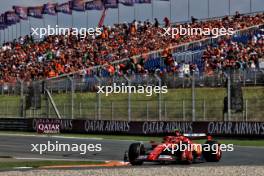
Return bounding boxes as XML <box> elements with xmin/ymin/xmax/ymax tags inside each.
<box><xmin>0</xmin><ymin>118</ymin><xmax>264</xmax><ymax>138</ymax></box>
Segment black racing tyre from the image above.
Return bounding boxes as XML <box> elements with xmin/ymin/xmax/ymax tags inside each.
<box><xmin>202</xmin><ymin>140</ymin><xmax>222</xmax><ymax>162</ymax></box>
<box><xmin>128</xmin><ymin>143</ymin><xmax>145</xmax><ymax>165</ymax></box>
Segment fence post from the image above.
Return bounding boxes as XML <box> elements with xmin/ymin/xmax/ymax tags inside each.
<box><xmin>203</xmin><ymin>99</ymin><xmax>206</xmax><ymax>121</ymax></box>
<box><xmin>227</xmin><ymin>74</ymin><xmax>231</xmax><ymax>121</ymax></box>
<box><xmin>182</xmin><ymin>100</ymin><xmax>185</xmax><ymax>121</ymax></box>
<box><xmin>192</xmin><ymin>74</ymin><xmax>196</xmax><ymax>121</ymax></box>
<box><xmin>95</xmin><ymin>76</ymin><xmax>101</xmax><ymax>120</ymax></box>
<box><xmin>67</xmin><ymin>76</ymin><xmax>75</xmax><ymax>119</ymax></box>
<box><xmin>44</xmin><ymin>81</ymin><xmax>50</xmax><ymax>118</ymax></box>
<box><xmin>79</xmin><ymin>102</ymin><xmax>82</xmax><ymax>118</ymax></box>
<box><xmin>245</xmin><ymin>99</ymin><xmax>248</xmax><ymax>121</ymax></box>
<box><xmin>164</xmin><ymin>102</ymin><xmax>167</xmax><ymax>120</ymax></box>
<box><xmin>48</xmin><ymin>103</ymin><xmax>51</xmax><ymax>118</ymax></box>
<box><xmin>63</xmin><ymin>103</ymin><xmax>66</xmax><ymax>118</ymax></box>
<box><xmin>146</xmin><ymin>102</ymin><xmax>149</xmax><ymax>121</ymax></box>
<box><xmin>94</xmin><ymin>103</ymin><xmax>97</xmax><ymax>120</ymax></box>
<box><xmin>124</xmin><ymin>75</ymin><xmax>131</xmax><ymax>121</ymax></box>
<box><xmin>154</xmin><ymin>74</ymin><xmax>162</xmax><ymax>121</ymax></box>
<box><xmin>18</xmin><ymin>79</ymin><xmax>25</xmax><ymax>118</ymax></box>
<box><xmin>111</xmin><ymin>101</ymin><xmax>114</xmax><ymax>120</ymax></box>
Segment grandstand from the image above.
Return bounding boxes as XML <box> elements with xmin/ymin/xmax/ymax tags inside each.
<box><xmin>0</xmin><ymin>12</ymin><xmax>263</xmax><ymax>84</ymax></box>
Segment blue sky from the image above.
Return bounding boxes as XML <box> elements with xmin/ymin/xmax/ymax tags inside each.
<box><xmin>0</xmin><ymin>0</ymin><xmax>263</xmax><ymax>41</ymax></box>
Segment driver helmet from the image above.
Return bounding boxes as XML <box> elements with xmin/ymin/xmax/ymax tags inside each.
<box><xmin>174</xmin><ymin>128</ymin><xmax>182</xmax><ymax>136</ymax></box>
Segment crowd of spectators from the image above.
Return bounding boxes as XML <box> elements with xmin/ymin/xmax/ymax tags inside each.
<box><xmin>0</xmin><ymin>12</ymin><xmax>263</xmax><ymax>84</ymax></box>
<box><xmin>202</xmin><ymin>32</ymin><xmax>264</xmax><ymax>75</ymax></box>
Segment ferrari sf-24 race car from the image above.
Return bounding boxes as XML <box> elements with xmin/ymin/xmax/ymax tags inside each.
<box><xmin>124</xmin><ymin>131</ymin><xmax>222</xmax><ymax>165</ymax></box>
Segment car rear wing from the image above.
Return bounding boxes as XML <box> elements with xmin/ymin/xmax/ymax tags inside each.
<box><xmin>183</xmin><ymin>133</ymin><xmax>206</xmax><ymax>137</ymax></box>
<box><xmin>183</xmin><ymin>133</ymin><xmax>213</xmax><ymax>140</ymax></box>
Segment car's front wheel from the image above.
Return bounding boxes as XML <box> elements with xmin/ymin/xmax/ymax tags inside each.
<box><xmin>128</xmin><ymin>143</ymin><xmax>145</xmax><ymax>165</ymax></box>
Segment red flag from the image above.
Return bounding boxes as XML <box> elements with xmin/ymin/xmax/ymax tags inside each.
<box><xmin>98</xmin><ymin>8</ymin><xmax>107</xmax><ymax>28</ymax></box>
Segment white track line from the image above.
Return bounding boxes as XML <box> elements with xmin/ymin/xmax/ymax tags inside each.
<box><xmin>235</xmin><ymin>145</ymin><xmax>264</xmax><ymax>149</ymax></box>
<box><xmin>14</xmin><ymin>157</ymin><xmax>109</xmax><ymax>162</ymax></box>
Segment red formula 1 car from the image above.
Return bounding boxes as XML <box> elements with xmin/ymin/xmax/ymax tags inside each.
<box><xmin>124</xmin><ymin>130</ymin><xmax>222</xmax><ymax>165</ymax></box>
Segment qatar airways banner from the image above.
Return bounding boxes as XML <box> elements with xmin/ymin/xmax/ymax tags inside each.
<box><xmin>0</xmin><ymin>118</ymin><xmax>263</xmax><ymax>137</ymax></box>
<box><xmin>36</xmin><ymin>119</ymin><xmax>60</xmax><ymax>134</ymax></box>
<box><xmin>29</xmin><ymin>119</ymin><xmax>264</xmax><ymax>137</ymax></box>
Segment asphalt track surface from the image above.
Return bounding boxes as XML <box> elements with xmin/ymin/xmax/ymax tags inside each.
<box><xmin>0</xmin><ymin>134</ymin><xmax>264</xmax><ymax>166</ymax></box>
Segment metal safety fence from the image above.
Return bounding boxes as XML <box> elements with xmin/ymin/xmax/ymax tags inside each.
<box><xmin>0</xmin><ymin>70</ymin><xmax>264</xmax><ymax>122</ymax></box>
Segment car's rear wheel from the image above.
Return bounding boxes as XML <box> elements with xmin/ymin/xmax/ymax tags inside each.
<box><xmin>128</xmin><ymin>143</ymin><xmax>145</xmax><ymax>165</ymax></box>
<box><xmin>202</xmin><ymin>140</ymin><xmax>222</xmax><ymax>162</ymax></box>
